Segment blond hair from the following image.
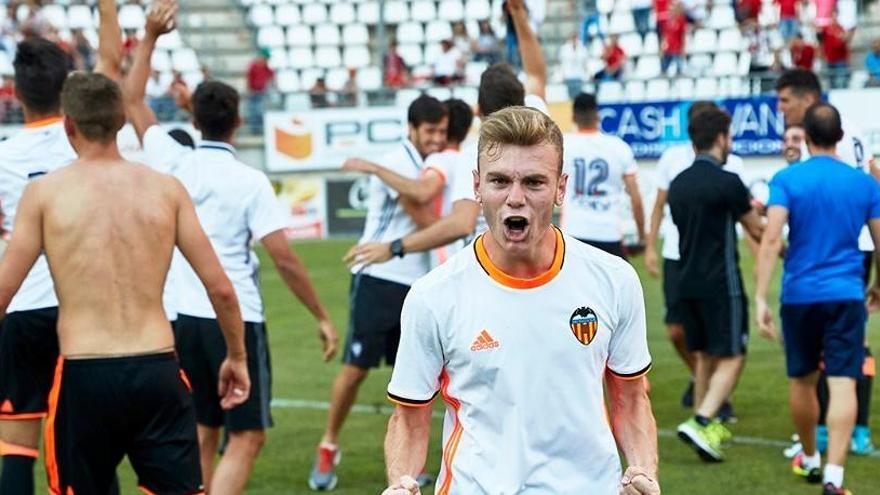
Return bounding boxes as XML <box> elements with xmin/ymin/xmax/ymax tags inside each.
<box><xmin>477</xmin><ymin>106</ymin><xmax>564</xmax><ymax>173</ymax></box>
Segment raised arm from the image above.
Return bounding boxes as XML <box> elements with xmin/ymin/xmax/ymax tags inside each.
<box><xmin>94</xmin><ymin>0</ymin><xmax>122</xmax><ymax>81</ymax></box>
<box><xmin>172</xmin><ymin>178</ymin><xmax>250</xmax><ymax>409</ymax></box>
<box><xmin>343</xmin><ymin>158</ymin><xmax>445</xmax><ymax>205</ymax></box>
<box><xmin>754</xmin><ymin>206</ymin><xmax>787</xmax><ymax>341</ymax></box>
<box><xmin>507</xmin><ymin>0</ymin><xmax>546</xmax><ymax>99</ymax></box>
<box><xmin>0</xmin><ymin>182</ymin><xmax>44</xmax><ymax>315</ymax></box>
<box><xmin>606</xmin><ymin>374</ymin><xmax>660</xmax><ymax>495</ymax></box>
<box><xmin>644</xmin><ymin>189</ymin><xmax>667</xmax><ymax>277</ymax></box>
<box><xmin>624</xmin><ymin>174</ymin><xmax>646</xmax><ymax>247</ymax></box>
<box><xmin>261</xmin><ymin>230</ymin><xmax>338</xmax><ymax>361</ymax></box>
<box><xmin>123</xmin><ymin>0</ymin><xmax>177</xmax><ymax>143</ymax></box>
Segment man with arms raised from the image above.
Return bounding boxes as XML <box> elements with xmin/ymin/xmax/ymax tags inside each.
<box><xmin>561</xmin><ymin>92</ymin><xmax>645</xmax><ymax>259</ymax></box>
<box><xmin>115</xmin><ymin>5</ymin><xmax>338</xmax><ymax>493</ymax></box>
<box><xmin>0</xmin><ymin>72</ymin><xmax>249</xmax><ymax>494</ymax></box>
<box><xmin>382</xmin><ymin>107</ymin><xmax>659</xmax><ymax>495</ymax></box>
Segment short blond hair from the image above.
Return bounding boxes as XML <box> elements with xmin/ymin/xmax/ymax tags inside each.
<box><xmin>477</xmin><ymin>106</ymin><xmax>564</xmax><ymax>173</ymax></box>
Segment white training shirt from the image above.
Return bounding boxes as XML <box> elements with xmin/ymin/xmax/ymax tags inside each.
<box><xmin>560</xmin><ymin>130</ymin><xmax>638</xmax><ymax>242</ymax></box>
<box><xmin>143</xmin><ymin>126</ymin><xmax>289</xmax><ymax>323</ymax></box>
<box><xmin>0</xmin><ymin>119</ymin><xmax>75</xmax><ymax>312</ymax></box>
<box><xmin>655</xmin><ymin>144</ymin><xmax>745</xmax><ymax>260</ymax></box>
<box><xmin>799</xmin><ymin>119</ymin><xmax>875</xmax><ymax>251</ymax></box>
<box><xmin>423</xmin><ymin>148</ymin><xmax>468</xmax><ymax>264</ymax></box>
<box><xmin>388</xmin><ymin>227</ymin><xmax>652</xmax><ymax>495</ymax></box>
<box><xmin>355</xmin><ymin>139</ymin><xmax>432</xmax><ymax>286</ymax></box>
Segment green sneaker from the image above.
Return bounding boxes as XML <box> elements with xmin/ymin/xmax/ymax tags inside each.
<box><xmin>677</xmin><ymin>418</ymin><xmax>724</xmax><ymax>462</ymax></box>
<box><xmin>707</xmin><ymin>420</ymin><xmax>733</xmax><ymax>445</ymax></box>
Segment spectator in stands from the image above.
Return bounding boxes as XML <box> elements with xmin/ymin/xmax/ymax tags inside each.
<box><xmin>632</xmin><ymin>0</ymin><xmax>653</xmax><ymax>40</ymax></box>
<box><xmin>594</xmin><ymin>34</ymin><xmax>626</xmax><ymax>82</ymax></box>
<box><xmin>0</xmin><ymin>4</ymin><xmax>18</xmax><ymax>58</ymax></box>
<box><xmin>122</xmin><ymin>28</ymin><xmax>138</xmax><ymax>63</ymax></box>
<box><xmin>473</xmin><ymin>20</ymin><xmax>500</xmax><ymax>65</ymax></box>
<box><xmin>72</xmin><ymin>29</ymin><xmax>95</xmax><ymax>71</ymax></box>
<box><xmin>432</xmin><ymin>39</ymin><xmax>464</xmax><ymax>85</ymax></box>
<box><xmin>661</xmin><ymin>1</ymin><xmax>688</xmax><ymax>76</ymax></box>
<box><xmin>776</xmin><ymin>0</ymin><xmax>801</xmax><ymax>42</ymax></box>
<box><xmin>736</xmin><ymin>0</ymin><xmax>762</xmax><ymax>29</ymax></box>
<box><xmin>789</xmin><ymin>33</ymin><xmax>816</xmax><ymax>70</ymax></box>
<box><xmin>383</xmin><ymin>40</ymin><xmax>410</xmax><ymax>88</ymax></box>
<box><xmin>819</xmin><ymin>8</ymin><xmax>852</xmax><ymax>89</ymax></box>
<box><xmin>339</xmin><ymin>68</ymin><xmax>358</xmax><ymax>107</ymax></box>
<box><xmin>146</xmin><ymin>69</ymin><xmax>174</xmax><ymax>121</ymax></box>
<box><xmin>579</xmin><ymin>0</ymin><xmax>603</xmax><ymax>45</ymax></box>
<box><xmin>682</xmin><ymin>0</ymin><xmax>709</xmax><ymax>25</ymax></box>
<box><xmin>201</xmin><ymin>65</ymin><xmax>212</xmax><ymax>82</ymax></box>
<box><xmin>0</xmin><ymin>75</ymin><xmax>18</xmax><ymax>124</ymax></box>
<box><xmin>452</xmin><ymin>22</ymin><xmax>472</xmax><ymax>59</ymax></box>
<box><xmin>19</xmin><ymin>3</ymin><xmax>50</xmax><ymax>40</ymax></box>
<box><xmin>246</xmin><ymin>48</ymin><xmax>275</xmax><ymax>133</ymax></box>
<box><xmin>865</xmin><ymin>39</ymin><xmax>880</xmax><ymax>87</ymax></box>
<box><xmin>656</xmin><ymin>0</ymin><xmax>670</xmax><ymax>42</ymax></box>
<box><xmin>558</xmin><ymin>33</ymin><xmax>588</xmax><ymax>99</ymax></box>
<box><xmin>745</xmin><ymin>22</ymin><xmax>782</xmax><ymax>80</ymax></box>
<box><xmin>310</xmin><ymin>77</ymin><xmax>330</xmax><ymax>108</ymax></box>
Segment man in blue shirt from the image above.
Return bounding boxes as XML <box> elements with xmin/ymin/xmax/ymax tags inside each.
<box><xmin>755</xmin><ymin>102</ymin><xmax>880</xmax><ymax>495</ymax></box>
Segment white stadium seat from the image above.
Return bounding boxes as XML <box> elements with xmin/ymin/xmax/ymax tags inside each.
<box><xmin>438</xmin><ymin>0</ymin><xmax>465</xmax><ymax>21</ymax></box>
<box><xmin>624</xmin><ymin>80</ymin><xmax>646</xmax><ymax>101</ymax></box>
<box><xmin>383</xmin><ymin>1</ymin><xmax>410</xmax><ymax>24</ymax></box>
<box><xmin>737</xmin><ymin>52</ymin><xmax>751</xmax><ymax>75</ymax></box>
<box><xmin>343</xmin><ymin>45</ymin><xmax>371</xmax><ymax>68</ymax></box>
<box><xmin>427</xmin><ymin>87</ymin><xmax>452</xmax><ymax>101</ymax></box>
<box><xmin>314</xmin><ymin>46</ymin><xmax>342</xmax><ymax>68</ymax></box>
<box><xmin>300</xmin><ymin>68</ymin><xmax>324</xmax><ymax>90</ymax></box>
<box><xmin>718</xmin><ymin>28</ymin><xmax>744</xmax><ymax>52</ymax></box>
<box><xmin>357</xmin><ymin>66</ymin><xmax>383</xmax><ymax>90</ymax></box>
<box><xmin>325</xmin><ymin>67</ymin><xmax>349</xmax><ymax>91</ymax></box>
<box><xmin>268</xmin><ymin>47</ymin><xmax>289</xmax><ymax>69</ymax></box>
<box><xmin>396</xmin><ymin>22</ymin><xmax>424</xmax><ymax>44</ymax></box>
<box><xmin>357</xmin><ymin>2</ymin><xmax>380</xmax><ymax>24</ymax></box>
<box><xmin>713</xmin><ymin>52</ymin><xmax>738</xmax><ymax>76</ymax></box>
<box><xmin>671</xmin><ymin>77</ymin><xmax>695</xmax><ymax>99</ymax></box>
<box><xmin>634</xmin><ymin>55</ymin><xmax>661</xmax><ymax>80</ymax></box>
<box><xmin>453</xmin><ymin>85</ymin><xmax>478</xmax><ymax>105</ymax></box>
<box><xmin>642</xmin><ymin>32</ymin><xmax>660</xmax><ymax>53</ymax></box>
<box><xmin>688</xmin><ymin>54</ymin><xmax>713</xmax><ymax>76</ymax></box>
<box><xmin>397</xmin><ymin>44</ymin><xmax>423</xmax><ymax>66</ymax></box>
<box><xmin>645</xmin><ymin>78</ymin><xmax>671</xmax><ymax>99</ymax></box>
<box><xmin>707</xmin><ymin>5</ymin><xmax>736</xmax><ymax>29</ymax></box>
<box><xmin>410</xmin><ymin>0</ymin><xmax>438</xmax><ymax>23</ymax></box>
<box><xmin>171</xmin><ymin>48</ymin><xmax>200</xmax><ymax>72</ymax></box>
<box><xmin>257</xmin><ymin>26</ymin><xmax>286</xmax><ymax>47</ymax></box>
<box><xmin>329</xmin><ymin>3</ymin><xmax>357</xmax><ymax>24</ymax></box>
<box><xmin>314</xmin><ymin>24</ymin><xmax>341</xmax><ymax>46</ymax></box>
<box><xmin>689</xmin><ymin>29</ymin><xmax>717</xmax><ymax>54</ymax></box>
<box><xmin>465</xmin><ymin>61</ymin><xmax>488</xmax><ymax>84</ymax></box>
<box><xmin>156</xmin><ymin>29</ymin><xmax>184</xmax><ymax>50</ymax></box>
<box><xmin>396</xmin><ymin>88</ymin><xmax>423</xmax><ymax>107</ymax></box>
<box><xmin>41</xmin><ymin>4</ymin><xmax>68</xmax><ymax>29</ymax></box>
<box><xmin>286</xmin><ymin>26</ymin><xmax>313</xmax><ymax>47</ymax></box>
<box><xmin>597</xmin><ymin>81</ymin><xmax>624</xmax><ymax>102</ymax></box>
<box><xmin>302</xmin><ymin>4</ymin><xmax>328</xmax><ymax>24</ymax></box>
<box><xmin>67</xmin><ymin>5</ymin><xmax>95</xmax><ymax>29</ymax></box>
<box><xmin>0</xmin><ymin>51</ymin><xmax>12</xmax><ymax>77</ymax></box>
<box><xmin>342</xmin><ymin>24</ymin><xmax>370</xmax><ymax>45</ymax></box>
<box><xmin>275</xmin><ymin>5</ymin><xmax>301</xmax><ymax>26</ymax></box>
<box><xmin>465</xmin><ymin>0</ymin><xmax>491</xmax><ymax>20</ymax></box>
<box><xmin>276</xmin><ymin>69</ymin><xmax>300</xmax><ymax>93</ymax></box>
<box><xmin>118</xmin><ymin>4</ymin><xmax>146</xmax><ymax>30</ymax></box>
<box><xmin>694</xmin><ymin>77</ymin><xmax>719</xmax><ymax>98</ymax></box>
<box><xmin>249</xmin><ymin>4</ymin><xmax>275</xmax><ymax>27</ymax></box>
<box><xmin>607</xmin><ymin>12</ymin><xmax>635</xmax><ymax>34</ymax></box>
<box><xmin>425</xmin><ymin>20</ymin><xmax>453</xmax><ymax>42</ymax></box>
<box><xmin>288</xmin><ymin>47</ymin><xmax>315</xmax><ymax>69</ymax></box>
<box><xmin>617</xmin><ymin>32</ymin><xmax>643</xmax><ymax>57</ymax></box>
<box><xmin>151</xmin><ymin>49</ymin><xmax>172</xmax><ymax>72</ymax></box>
<box><xmin>424</xmin><ymin>43</ymin><xmax>444</xmax><ymax>63</ymax></box>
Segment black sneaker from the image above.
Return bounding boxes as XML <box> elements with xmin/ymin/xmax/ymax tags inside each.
<box><xmin>681</xmin><ymin>381</ymin><xmax>694</xmax><ymax>409</ymax></box>
<box><xmin>822</xmin><ymin>483</ymin><xmax>852</xmax><ymax>495</ymax></box>
<box><xmin>717</xmin><ymin>400</ymin><xmax>737</xmax><ymax>424</ymax></box>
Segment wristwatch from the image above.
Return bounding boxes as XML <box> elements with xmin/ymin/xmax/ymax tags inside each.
<box><xmin>390</xmin><ymin>238</ymin><xmax>405</xmax><ymax>258</ymax></box>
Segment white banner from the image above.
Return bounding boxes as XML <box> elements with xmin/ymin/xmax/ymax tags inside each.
<box><xmin>828</xmin><ymin>88</ymin><xmax>880</xmax><ymax>156</ymax></box>
<box><xmin>263</xmin><ymin>108</ymin><xmax>408</xmax><ymax>172</ymax></box>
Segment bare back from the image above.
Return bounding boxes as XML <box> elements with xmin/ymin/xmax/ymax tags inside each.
<box><xmin>39</xmin><ymin>159</ymin><xmax>179</xmax><ymax>356</ymax></box>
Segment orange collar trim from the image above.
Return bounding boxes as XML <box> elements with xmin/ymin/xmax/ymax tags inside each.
<box><xmin>577</xmin><ymin>128</ymin><xmax>599</xmax><ymax>134</ymax></box>
<box><xmin>24</xmin><ymin>117</ymin><xmax>63</xmax><ymax>129</ymax></box>
<box><xmin>474</xmin><ymin>226</ymin><xmax>565</xmax><ymax>289</ymax></box>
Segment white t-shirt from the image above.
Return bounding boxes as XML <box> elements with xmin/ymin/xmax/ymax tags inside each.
<box><xmin>355</xmin><ymin>140</ymin><xmax>432</xmax><ymax>286</ymax></box>
<box><xmin>799</xmin><ymin>119</ymin><xmax>875</xmax><ymax>250</ymax></box>
<box><xmin>433</xmin><ymin>47</ymin><xmax>462</xmax><ymax>78</ymax></box>
<box><xmin>558</xmin><ymin>41</ymin><xmax>588</xmax><ymax>80</ymax></box>
<box><xmin>655</xmin><ymin>144</ymin><xmax>745</xmax><ymax>260</ymax></box>
<box><xmin>424</xmin><ymin>148</ymin><xmax>468</xmax><ymax>264</ymax></box>
<box><xmin>0</xmin><ymin>120</ymin><xmax>75</xmax><ymax>312</ymax></box>
<box><xmin>388</xmin><ymin>227</ymin><xmax>651</xmax><ymax>495</ymax></box>
<box><xmin>143</xmin><ymin>126</ymin><xmax>289</xmax><ymax>323</ymax></box>
<box><xmin>560</xmin><ymin>131</ymin><xmax>638</xmax><ymax>242</ymax></box>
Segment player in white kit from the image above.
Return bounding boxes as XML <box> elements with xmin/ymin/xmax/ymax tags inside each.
<box><xmin>382</xmin><ymin>107</ymin><xmax>659</xmax><ymax>495</ymax></box>
<box><xmin>560</xmin><ymin>93</ymin><xmax>645</xmax><ymax>260</ymax></box>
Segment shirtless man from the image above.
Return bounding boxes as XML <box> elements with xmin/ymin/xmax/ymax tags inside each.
<box><xmin>0</xmin><ymin>72</ymin><xmax>249</xmax><ymax>494</ymax></box>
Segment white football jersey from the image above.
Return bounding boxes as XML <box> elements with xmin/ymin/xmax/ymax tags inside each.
<box><xmin>355</xmin><ymin>140</ymin><xmax>432</xmax><ymax>286</ymax></box>
<box><xmin>560</xmin><ymin>130</ymin><xmax>638</xmax><ymax>242</ymax></box>
<box><xmin>655</xmin><ymin>144</ymin><xmax>745</xmax><ymax>260</ymax></box>
<box><xmin>388</xmin><ymin>227</ymin><xmax>652</xmax><ymax>495</ymax></box>
<box><xmin>143</xmin><ymin>126</ymin><xmax>289</xmax><ymax>323</ymax></box>
<box><xmin>0</xmin><ymin>119</ymin><xmax>75</xmax><ymax>312</ymax></box>
<box><xmin>424</xmin><ymin>148</ymin><xmax>468</xmax><ymax>265</ymax></box>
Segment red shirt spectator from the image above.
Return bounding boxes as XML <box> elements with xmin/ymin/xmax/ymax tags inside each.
<box><xmin>737</xmin><ymin>0</ymin><xmax>762</xmax><ymax>22</ymax></box>
<box><xmin>655</xmin><ymin>0</ymin><xmax>669</xmax><ymax>22</ymax></box>
<box><xmin>662</xmin><ymin>11</ymin><xmax>687</xmax><ymax>55</ymax></box>
<box><xmin>603</xmin><ymin>42</ymin><xmax>626</xmax><ymax>71</ymax></box>
<box><xmin>383</xmin><ymin>43</ymin><xmax>409</xmax><ymax>88</ymax></box>
<box><xmin>820</xmin><ymin>21</ymin><xmax>850</xmax><ymax>65</ymax></box>
<box><xmin>247</xmin><ymin>55</ymin><xmax>275</xmax><ymax>94</ymax></box>
<box><xmin>790</xmin><ymin>37</ymin><xmax>815</xmax><ymax>70</ymax></box>
<box><xmin>775</xmin><ymin>0</ymin><xmax>798</xmax><ymax>19</ymax></box>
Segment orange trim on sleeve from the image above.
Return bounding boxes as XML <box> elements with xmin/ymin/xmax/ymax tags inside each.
<box><xmin>0</xmin><ymin>440</ymin><xmax>39</xmax><ymax>458</ymax></box>
<box><xmin>45</xmin><ymin>357</ymin><xmax>64</xmax><ymax>495</ymax></box>
<box><xmin>179</xmin><ymin>369</ymin><xmax>193</xmax><ymax>393</ymax></box>
<box><xmin>864</xmin><ymin>355</ymin><xmax>876</xmax><ymax>378</ymax></box>
<box><xmin>23</xmin><ymin>117</ymin><xmax>63</xmax><ymax>129</ymax></box>
<box><xmin>0</xmin><ymin>412</ymin><xmax>47</xmax><ymax>420</ymax></box>
<box><xmin>423</xmin><ymin>165</ymin><xmax>448</xmax><ymax>186</ymax></box>
<box><xmin>386</xmin><ymin>395</ymin><xmax>434</xmax><ymax>408</ymax></box>
<box><xmin>436</xmin><ymin>369</ymin><xmax>463</xmax><ymax>495</ymax></box>
<box><xmin>577</xmin><ymin>128</ymin><xmax>599</xmax><ymax>135</ymax></box>
<box><xmin>474</xmin><ymin>226</ymin><xmax>565</xmax><ymax>289</ymax></box>
<box><xmin>607</xmin><ymin>363</ymin><xmax>653</xmax><ymax>381</ymax></box>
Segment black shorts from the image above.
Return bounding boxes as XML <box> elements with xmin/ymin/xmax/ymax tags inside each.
<box><xmin>46</xmin><ymin>352</ymin><xmax>202</xmax><ymax>495</ymax></box>
<box><xmin>0</xmin><ymin>307</ymin><xmax>59</xmax><ymax>419</ymax></box>
<box><xmin>662</xmin><ymin>259</ymin><xmax>684</xmax><ymax>325</ymax></box>
<box><xmin>781</xmin><ymin>301</ymin><xmax>866</xmax><ymax>378</ymax></box>
<box><xmin>175</xmin><ymin>315</ymin><xmax>273</xmax><ymax>431</ymax></box>
<box><xmin>680</xmin><ymin>295</ymin><xmax>749</xmax><ymax>357</ymax></box>
<box><xmin>577</xmin><ymin>239</ymin><xmax>628</xmax><ymax>260</ymax></box>
<box><xmin>863</xmin><ymin>251</ymin><xmax>873</xmax><ymax>287</ymax></box>
<box><xmin>343</xmin><ymin>274</ymin><xmax>410</xmax><ymax>369</ymax></box>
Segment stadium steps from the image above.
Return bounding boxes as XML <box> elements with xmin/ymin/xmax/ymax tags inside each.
<box><xmin>177</xmin><ymin>0</ymin><xmax>254</xmax><ymax>92</ymax></box>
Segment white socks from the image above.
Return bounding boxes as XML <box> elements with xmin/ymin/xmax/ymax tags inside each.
<box><xmin>823</xmin><ymin>464</ymin><xmax>844</xmax><ymax>488</ymax></box>
<box><xmin>802</xmin><ymin>451</ymin><xmax>821</xmax><ymax>470</ymax></box>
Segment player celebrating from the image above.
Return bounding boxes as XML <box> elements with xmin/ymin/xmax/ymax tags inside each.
<box><xmin>560</xmin><ymin>92</ymin><xmax>645</xmax><ymax>259</ymax></box>
<box><xmin>0</xmin><ymin>71</ymin><xmax>250</xmax><ymax>495</ymax></box>
<box><xmin>755</xmin><ymin>103</ymin><xmax>880</xmax><ymax>495</ymax></box>
<box><xmin>308</xmin><ymin>95</ymin><xmax>447</xmax><ymax>491</ymax></box>
<box><xmin>382</xmin><ymin>106</ymin><xmax>658</xmax><ymax>495</ymax></box>
<box><xmin>783</xmin><ymin>125</ymin><xmax>806</xmax><ymax>165</ymax></box>
<box><xmin>116</xmin><ymin>4</ymin><xmax>339</xmax><ymax>493</ymax></box>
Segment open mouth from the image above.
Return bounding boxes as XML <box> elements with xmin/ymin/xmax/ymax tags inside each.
<box><xmin>503</xmin><ymin>216</ymin><xmax>529</xmax><ymax>240</ymax></box>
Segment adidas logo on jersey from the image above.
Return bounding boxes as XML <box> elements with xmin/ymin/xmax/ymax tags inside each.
<box><xmin>470</xmin><ymin>330</ymin><xmax>500</xmax><ymax>352</ymax></box>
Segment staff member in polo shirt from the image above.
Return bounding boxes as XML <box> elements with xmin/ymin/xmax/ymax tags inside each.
<box><xmin>668</xmin><ymin>107</ymin><xmax>764</xmax><ymax>463</ymax></box>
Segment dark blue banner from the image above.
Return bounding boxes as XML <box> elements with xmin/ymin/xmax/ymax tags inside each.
<box><xmin>598</xmin><ymin>96</ymin><xmax>785</xmax><ymax>159</ymax></box>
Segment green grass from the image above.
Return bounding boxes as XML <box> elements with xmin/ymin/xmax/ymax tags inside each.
<box><xmin>34</xmin><ymin>239</ymin><xmax>880</xmax><ymax>494</ymax></box>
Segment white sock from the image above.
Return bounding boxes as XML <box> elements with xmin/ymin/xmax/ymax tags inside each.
<box><xmin>319</xmin><ymin>441</ymin><xmax>338</xmax><ymax>451</ymax></box>
<box><xmin>802</xmin><ymin>451</ymin><xmax>821</xmax><ymax>470</ymax></box>
<box><xmin>823</xmin><ymin>464</ymin><xmax>844</xmax><ymax>488</ymax></box>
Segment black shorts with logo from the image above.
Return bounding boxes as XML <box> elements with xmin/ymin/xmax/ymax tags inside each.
<box><xmin>343</xmin><ymin>274</ymin><xmax>410</xmax><ymax>369</ymax></box>
<box><xmin>175</xmin><ymin>315</ymin><xmax>273</xmax><ymax>431</ymax></box>
<box><xmin>0</xmin><ymin>307</ymin><xmax>59</xmax><ymax>419</ymax></box>
<box><xmin>46</xmin><ymin>352</ymin><xmax>202</xmax><ymax>495</ymax></box>
<box><xmin>680</xmin><ymin>295</ymin><xmax>749</xmax><ymax>357</ymax></box>
<box><xmin>662</xmin><ymin>259</ymin><xmax>685</xmax><ymax>325</ymax></box>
